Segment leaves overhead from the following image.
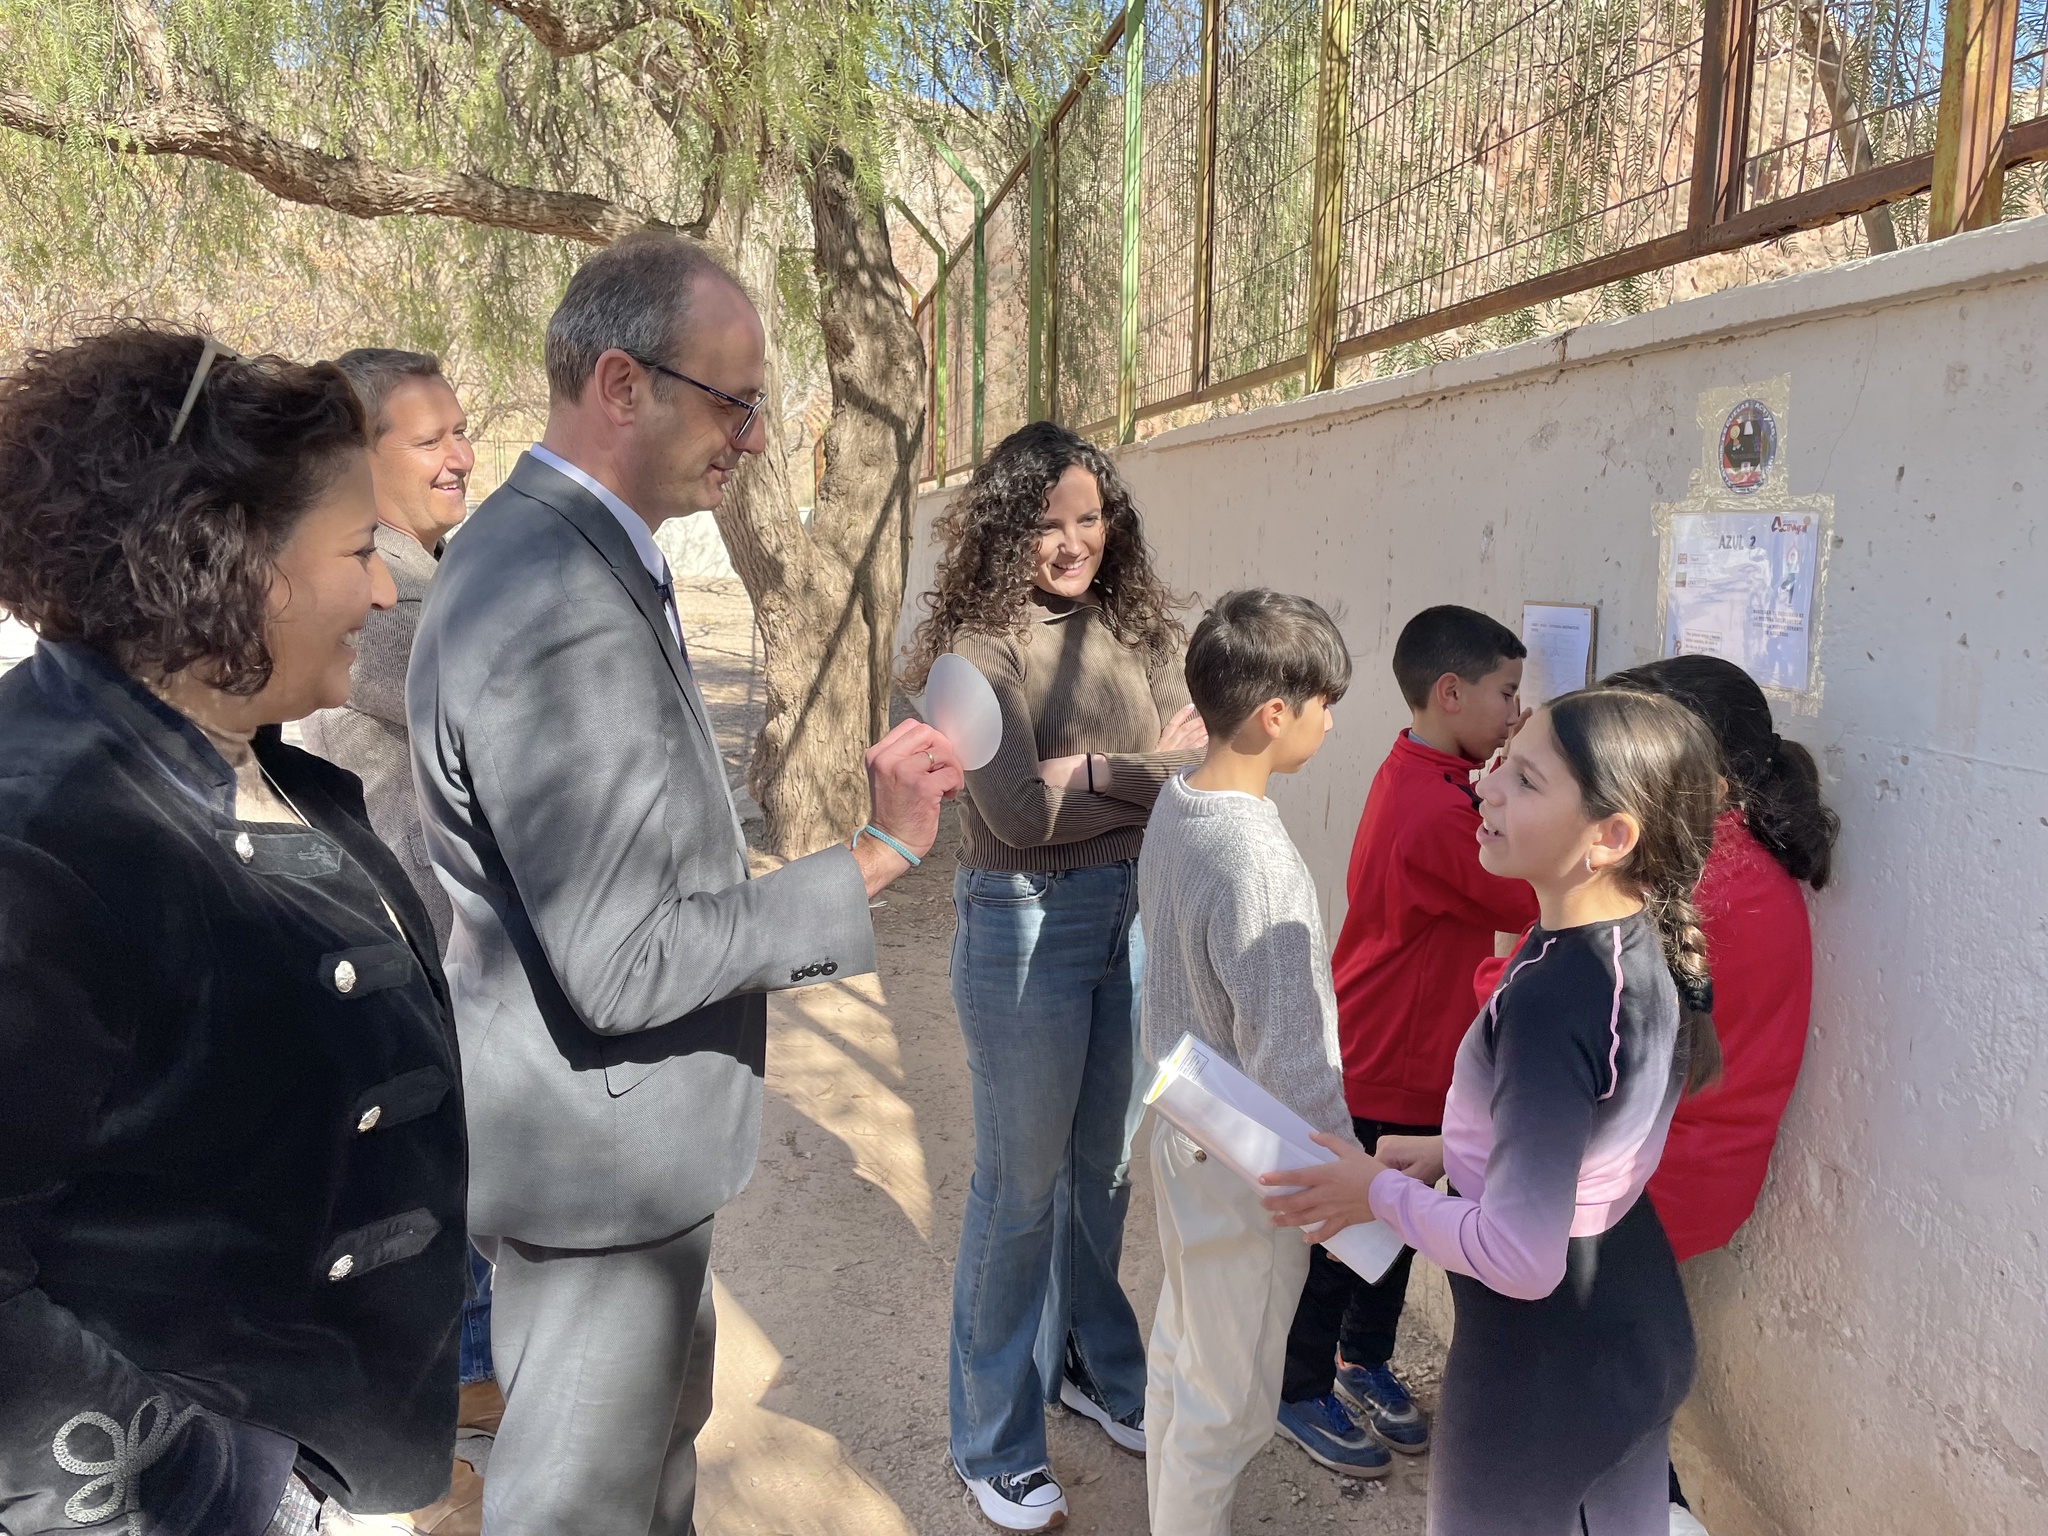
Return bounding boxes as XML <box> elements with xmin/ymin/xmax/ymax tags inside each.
<box><xmin>0</xmin><ymin>0</ymin><xmax>923</xmax><ymax>409</ymax></box>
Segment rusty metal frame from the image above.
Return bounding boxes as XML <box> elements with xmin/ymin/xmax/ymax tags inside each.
<box><xmin>1932</xmin><ymin>0</ymin><xmax>2022</xmax><ymax>235</ymax></box>
<box><xmin>915</xmin><ymin>0</ymin><xmax>2045</xmax><ymax>481</ymax></box>
<box><xmin>1306</xmin><ymin>0</ymin><xmax>1356</xmax><ymax>393</ymax></box>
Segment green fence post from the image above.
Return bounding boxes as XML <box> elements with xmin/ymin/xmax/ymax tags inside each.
<box><xmin>1193</xmin><ymin>0</ymin><xmax>1221</xmax><ymax>393</ymax></box>
<box><xmin>1027</xmin><ymin>134</ymin><xmax>1049</xmax><ymax>422</ymax></box>
<box><xmin>1046</xmin><ymin>122</ymin><xmax>1063</xmax><ymax>421</ymax></box>
<box><xmin>893</xmin><ymin>200</ymin><xmax>948</xmax><ymax>485</ymax></box>
<box><xmin>1119</xmin><ymin>0</ymin><xmax>1148</xmax><ymax>443</ymax></box>
<box><xmin>1307</xmin><ymin>0</ymin><xmax>1355</xmax><ymax>393</ymax></box>
<box><xmin>928</xmin><ymin>135</ymin><xmax>987</xmax><ymax>464</ymax></box>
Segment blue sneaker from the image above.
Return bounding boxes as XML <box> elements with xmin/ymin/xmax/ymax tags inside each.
<box><xmin>1276</xmin><ymin>1393</ymin><xmax>1393</xmax><ymax>1477</ymax></box>
<box><xmin>1334</xmin><ymin>1357</ymin><xmax>1429</xmax><ymax>1453</ymax></box>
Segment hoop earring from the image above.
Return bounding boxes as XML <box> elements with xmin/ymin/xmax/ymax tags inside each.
<box><xmin>1584</xmin><ymin>850</ymin><xmax>1596</xmax><ymax>875</ymax></box>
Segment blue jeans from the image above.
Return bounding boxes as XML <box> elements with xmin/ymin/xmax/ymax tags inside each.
<box><xmin>460</xmin><ymin>1241</ymin><xmax>495</xmax><ymax>1386</ymax></box>
<box><xmin>948</xmin><ymin>861</ymin><xmax>1150</xmax><ymax>1479</ymax></box>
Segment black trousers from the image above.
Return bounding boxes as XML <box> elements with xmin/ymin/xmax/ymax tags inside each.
<box><xmin>1280</xmin><ymin>1114</ymin><xmax>1438</xmax><ymax>1403</ymax></box>
<box><xmin>1432</xmin><ymin>1194</ymin><xmax>1695</xmax><ymax>1534</ymax></box>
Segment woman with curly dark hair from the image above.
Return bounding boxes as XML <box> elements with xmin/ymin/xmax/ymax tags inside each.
<box><xmin>905</xmin><ymin>420</ymin><xmax>1205</xmax><ymax>1530</ymax></box>
<box><xmin>0</xmin><ymin>324</ymin><xmax>466</xmax><ymax>1534</ymax></box>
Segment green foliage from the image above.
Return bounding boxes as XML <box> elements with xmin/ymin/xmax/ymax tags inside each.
<box><xmin>0</xmin><ymin>0</ymin><xmax>926</xmax><ymax>414</ymax></box>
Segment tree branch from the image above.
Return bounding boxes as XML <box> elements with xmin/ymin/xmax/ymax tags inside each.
<box><xmin>0</xmin><ymin>91</ymin><xmax>668</xmax><ymax>245</ymax></box>
<box><xmin>114</xmin><ymin>0</ymin><xmax>176</xmax><ymax>98</ymax></box>
<box><xmin>489</xmin><ymin>0</ymin><xmax>663</xmax><ymax>58</ymax></box>
<box><xmin>490</xmin><ymin>0</ymin><xmax>723</xmax><ymax>235</ymax></box>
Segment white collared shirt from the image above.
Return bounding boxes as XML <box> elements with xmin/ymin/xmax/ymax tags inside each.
<box><xmin>528</xmin><ymin>446</ymin><xmax>746</xmax><ymax>857</ymax></box>
<box><xmin>528</xmin><ymin>443</ymin><xmax>682</xmax><ymax>650</ymax></box>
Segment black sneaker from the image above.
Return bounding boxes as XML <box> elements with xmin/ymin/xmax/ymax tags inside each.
<box><xmin>1334</xmin><ymin>1356</ymin><xmax>1429</xmax><ymax>1453</ymax></box>
<box><xmin>1057</xmin><ymin>1376</ymin><xmax>1145</xmax><ymax>1455</ymax></box>
<box><xmin>957</xmin><ymin>1464</ymin><xmax>1069</xmax><ymax>1531</ymax></box>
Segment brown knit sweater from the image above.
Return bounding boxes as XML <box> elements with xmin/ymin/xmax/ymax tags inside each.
<box><xmin>950</xmin><ymin>592</ymin><xmax>1198</xmax><ymax>873</ymax></box>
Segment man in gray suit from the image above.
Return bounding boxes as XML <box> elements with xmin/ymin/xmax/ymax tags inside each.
<box><xmin>302</xmin><ymin>348</ymin><xmax>475</xmax><ymax>949</ymax></box>
<box><xmin>408</xmin><ymin>232</ymin><xmax>961</xmax><ymax>1536</ymax></box>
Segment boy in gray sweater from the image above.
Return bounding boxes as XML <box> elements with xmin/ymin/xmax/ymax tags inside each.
<box><xmin>1138</xmin><ymin>589</ymin><xmax>1359</xmax><ymax>1536</ymax></box>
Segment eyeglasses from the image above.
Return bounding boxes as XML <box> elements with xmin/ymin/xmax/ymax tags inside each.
<box><xmin>626</xmin><ymin>354</ymin><xmax>767</xmax><ymax>445</ymax></box>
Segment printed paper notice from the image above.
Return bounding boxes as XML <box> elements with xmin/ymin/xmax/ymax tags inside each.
<box><xmin>1662</xmin><ymin>510</ymin><xmax>1819</xmax><ymax>694</ymax></box>
<box><xmin>1520</xmin><ymin>603</ymin><xmax>1597</xmax><ymax>708</ymax></box>
<box><xmin>1144</xmin><ymin>1035</ymin><xmax>1404</xmax><ymax>1283</ymax></box>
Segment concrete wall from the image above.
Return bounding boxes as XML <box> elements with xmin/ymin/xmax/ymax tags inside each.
<box><xmin>903</xmin><ymin>217</ymin><xmax>2048</xmax><ymax>1535</ymax></box>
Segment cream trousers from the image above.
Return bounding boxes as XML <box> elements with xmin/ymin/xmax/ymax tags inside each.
<box><xmin>1145</xmin><ymin>1116</ymin><xmax>1313</xmax><ymax>1536</ymax></box>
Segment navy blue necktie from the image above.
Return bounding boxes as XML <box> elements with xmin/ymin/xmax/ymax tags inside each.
<box><xmin>655</xmin><ymin>571</ymin><xmax>691</xmax><ymax>672</ymax></box>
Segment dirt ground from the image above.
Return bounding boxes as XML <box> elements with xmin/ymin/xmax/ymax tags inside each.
<box><xmin>672</xmin><ymin>581</ymin><xmax>1441</xmax><ymax>1536</ymax></box>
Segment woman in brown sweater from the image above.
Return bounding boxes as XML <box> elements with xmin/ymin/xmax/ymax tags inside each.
<box><xmin>904</xmin><ymin>421</ymin><xmax>1205</xmax><ymax>1531</ymax></box>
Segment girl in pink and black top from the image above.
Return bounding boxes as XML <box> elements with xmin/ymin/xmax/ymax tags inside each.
<box><xmin>1264</xmin><ymin>688</ymin><xmax>1724</xmax><ymax>1535</ymax></box>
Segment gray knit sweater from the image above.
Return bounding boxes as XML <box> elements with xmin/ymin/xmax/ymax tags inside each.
<box><xmin>1137</xmin><ymin>772</ymin><xmax>1357</xmax><ymax>1142</ymax></box>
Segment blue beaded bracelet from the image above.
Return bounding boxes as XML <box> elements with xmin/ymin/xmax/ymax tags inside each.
<box><xmin>859</xmin><ymin>824</ymin><xmax>921</xmax><ymax>867</ymax></box>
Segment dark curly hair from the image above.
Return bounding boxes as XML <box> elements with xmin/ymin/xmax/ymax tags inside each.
<box><xmin>0</xmin><ymin>323</ymin><xmax>367</xmax><ymax>696</ymax></box>
<box><xmin>902</xmin><ymin>420</ymin><xmax>1185</xmax><ymax>691</ymax></box>
<box><xmin>1602</xmin><ymin>654</ymin><xmax>1840</xmax><ymax>889</ymax></box>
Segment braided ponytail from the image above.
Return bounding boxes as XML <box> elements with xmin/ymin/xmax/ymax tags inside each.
<box><xmin>1648</xmin><ymin>888</ymin><xmax>1722</xmax><ymax>1092</ymax></box>
<box><xmin>1547</xmin><ymin>688</ymin><xmax>1726</xmax><ymax>1094</ymax></box>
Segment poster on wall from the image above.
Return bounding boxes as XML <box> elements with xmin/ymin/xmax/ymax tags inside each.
<box><xmin>1654</xmin><ymin>375</ymin><xmax>1833</xmax><ymax>708</ymax></box>
<box><xmin>1663</xmin><ymin>510</ymin><xmax>1819</xmax><ymax>694</ymax></box>
<box><xmin>1520</xmin><ymin>602</ymin><xmax>1598</xmax><ymax>708</ymax></box>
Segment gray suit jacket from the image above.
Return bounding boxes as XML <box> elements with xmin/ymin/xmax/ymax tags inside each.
<box><xmin>408</xmin><ymin>453</ymin><xmax>875</xmax><ymax>1248</ymax></box>
<box><xmin>303</xmin><ymin>523</ymin><xmax>453</xmax><ymax>948</ymax></box>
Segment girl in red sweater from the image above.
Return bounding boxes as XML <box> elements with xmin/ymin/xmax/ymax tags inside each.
<box><xmin>1598</xmin><ymin>656</ymin><xmax>1839</xmax><ymax>1265</ymax></box>
<box><xmin>1475</xmin><ymin>655</ymin><xmax>1840</xmax><ymax>1531</ymax></box>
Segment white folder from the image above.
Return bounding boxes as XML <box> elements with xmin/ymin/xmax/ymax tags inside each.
<box><xmin>1144</xmin><ymin>1033</ymin><xmax>1405</xmax><ymax>1283</ymax></box>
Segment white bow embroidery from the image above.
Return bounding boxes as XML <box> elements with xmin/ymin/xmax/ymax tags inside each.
<box><xmin>53</xmin><ymin>1396</ymin><xmax>203</xmax><ymax>1533</ymax></box>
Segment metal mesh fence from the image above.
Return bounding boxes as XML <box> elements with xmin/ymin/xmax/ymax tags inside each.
<box><xmin>1138</xmin><ymin>0</ymin><xmax>1207</xmax><ymax>402</ymax></box>
<box><xmin>1746</xmin><ymin>0</ymin><xmax>1945</xmax><ymax>207</ymax></box>
<box><xmin>1340</xmin><ymin>0</ymin><xmax>1703</xmax><ymax>340</ymax></box>
<box><xmin>1210</xmin><ymin>0</ymin><xmax>1323</xmax><ymax>380</ymax></box>
<box><xmin>2015</xmin><ymin>0</ymin><xmax>2048</xmax><ymax>120</ymax></box>
<box><xmin>912</xmin><ymin>0</ymin><xmax>2040</xmax><ymax>475</ymax></box>
<box><xmin>981</xmin><ymin>189</ymin><xmax>1036</xmax><ymax>453</ymax></box>
<box><xmin>941</xmin><ymin>244</ymin><xmax>978</xmax><ymax>470</ymax></box>
<box><xmin>1055</xmin><ymin>57</ymin><xmax>1127</xmax><ymax>430</ymax></box>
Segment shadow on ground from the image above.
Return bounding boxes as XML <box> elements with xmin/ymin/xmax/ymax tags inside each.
<box><xmin>701</xmin><ymin>814</ymin><xmax>1439</xmax><ymax>1536</ymax></box>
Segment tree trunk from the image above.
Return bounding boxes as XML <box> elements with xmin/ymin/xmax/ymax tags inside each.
<box><xmin>705</xmin><ymin>144</ymin><xmax>925</xmax><ymax>859</ymax></box>
<box><xmin>1792</xmin><ymin>1</ymin><xmax>1899</xmax><ymax>254</ymax></box>
<box><xmin>805</xmin><ymin>143</ymin><xmax>928</xmax><ymax>746</ymax></box>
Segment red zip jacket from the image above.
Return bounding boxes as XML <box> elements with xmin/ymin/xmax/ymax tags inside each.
<box><xmin>1471</xmin><ymin>810</ymin><xmax>1814</xmax><ymax>1261</ymax></box>
<box><xmin>1333</xmin><ymin>731</ymin><xmax>1540</xmax><ymax>1124</ymax></box>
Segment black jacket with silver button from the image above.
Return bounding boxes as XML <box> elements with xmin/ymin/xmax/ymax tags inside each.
<box><xmin>0</xmin><ymin>642</ymin><xmax>466</xmax><ymax>1528</ymax></box>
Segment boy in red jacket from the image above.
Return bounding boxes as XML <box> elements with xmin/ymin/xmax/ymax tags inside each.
<box><xmin>1275</xmin><ymin>606</ymin><xmax>1539</xmax><ymax>1477</ymax></box>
